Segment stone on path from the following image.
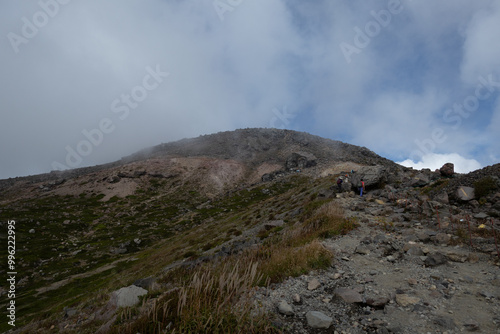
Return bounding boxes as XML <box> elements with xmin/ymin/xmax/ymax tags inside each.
<box><xmin>308</xmin><ymin>278</ymin><xmax>321</xmax><ymax>291</ymax></box>
<box><xmin>306</xmin><ymin>311</ymin><xmax>333</xmax><ymax>329</ymax></box>
<box><xmin>277</xmin><ymin>300</ymin><xmax>294</xmax><ymax>316</ymax></box>
<box><xmin>424</xmin><ymin>252</ymin><xmax>447</xmax><ymax>267</ymax></box>
<box><xmin>334</xmin><ymin>287</ymin><xmax>363</xmax><ymax>303</ymax></box>
<box><xmin>395</xmin><ymin>294</ymin><xmax>420</xmax><ymax>307</ymax></box>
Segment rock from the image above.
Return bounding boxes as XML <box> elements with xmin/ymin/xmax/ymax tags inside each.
<box><xmin>406</xmin><ymin>245</ymin><xmax>424</xmax><ymax>256</ymax></box>
<box><xmin>355</xmin><ymin>245</ymin><xmax>370</xmax><ymax>255</ymax></box>
<box><xmin>467</xmin><ymin>253</ymin><xmax>479</xmax><ymax>263</ymax></box>
<box><xmin>434</xmin><ymin>191</ymin><xmax>449</xmax><ymax>204</ymax></box>
<box><xmin>416</xmin><ymin>231</ymin><xmax>431</xmax><ymax>243</ymax></box>
<box><xmin>29</xmin><ymin>229</ymin><xmax>35</xmax><ymax>234</ymax></box>
<box><xmin>446</xmin><ymin>252</ymin><xmax>468</xmax><ymax>263</ymax></box>
<box><xmin>64</xmin><ymin>307</ymin><xmax>77</xmax><ymax>317</ymax></box>
<box><xmin>440</xmin><ymin>163</ymin><xmax>454</xmax><ymax>177</ymax></box>
<box><xmin>350</xmin><ymin>165</ymin><xmax>387</xmax><ymax>189</ymax></box>
<box><xmin>424</xmin><ymin>252</ymin><xmax>447</xmax><ymax>267</ymax></box>
<box><xmin>133</xmin><ymin>277</ymin><xmax>156</xmax><ymax>290</ymax></box>
<box><xmin>277</xmin><ymin>300</ymin><xmax>294</xmax><ymax>316</ymax></box>
<box><xmin>434</xmin><ymin>233</ymin><xmax>451</xmax><ymax>245</ymax></box>
<box><xmin>473</xmin><ymin>212</ymin><xmax>488</xmax><ymax>219</ymax></box>
<box><xmin>334</xmin><ymin>287</ymin><xmax>363</xmax><ymax>303</ymax></box>
<box><xmin>285</xmin><ymin>152</ymin><xmax>317</xmax><ymax>170</ymax></box>
<box><xmin>292</xmin><ymin>293</ymin><xmax>301</xmax><ymax>304</ymax></box>
<box><xmin>307</xmin><ymin>278</ymin><xmax>321</xmax><ymax>291</ymax></box>
<box><xmin>395</xmin><ymin>294</ymin><xmax>421</xmax><ymax>307</ymax></box>
<box><xmin>433</xmin><ymin>316</ymin><xmax>456</xmax><ymax>330</ymax></box>
<box><xmin>407</xmin><ymin>278</ymin><xmax>418</xmax><ymax>286</ymax></box>
<box><xmin>456</xmin><ymin>186</ymin><xmax>475</xmax><ymax>201</ymax></box>
<box><xmin>365</xmin><ymin>296</ymin><xmax>390</xmax><ymax>308</ymax></box>
<box><xmin>110</xmin><ymin>285</ymin><xmax>148</xmax><ymax>307</ymax></box>
<box><xmin>411</xmin><ymin>173</ymin><xmax>430</xmax><ymax>187</ymax></box>
<box><xmin>305</xmin><ymin>311</ymin><xmax>333</xmax><ymax>329</ymax></box>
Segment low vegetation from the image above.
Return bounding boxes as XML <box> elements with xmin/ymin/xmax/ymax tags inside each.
<box><xmin>105</xmin><ymin>201</ymin><xmax>355</xmax><ymax>333</ymax></box>
<box><xmin>0</xmin><ymin>172</ymin><xmax>357</xmax><ymax>333</ymax></box>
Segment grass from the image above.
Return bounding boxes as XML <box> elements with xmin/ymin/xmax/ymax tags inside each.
<box><xmin>0</xmin><ymin>173</ymin><xmax>356</xmax><ymax>333</ymax></box>
<box><xmin>104</xmin><ymin>200</ymin><xmax>353</xmax><ymax>333</ymax></box>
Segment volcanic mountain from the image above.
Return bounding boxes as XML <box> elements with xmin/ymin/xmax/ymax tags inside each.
<box><xmin>1</xmin><ymin>128</ymin><xmax>499</xmax><ymax>333</ymax></box>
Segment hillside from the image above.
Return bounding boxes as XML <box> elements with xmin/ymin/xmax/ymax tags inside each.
<box><xmin>0</xmin><ymin>128</ymin><xmax>499</xmax><ymax>333</ymax></box>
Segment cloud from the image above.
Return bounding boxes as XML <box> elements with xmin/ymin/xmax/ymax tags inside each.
<box><xmin>0</xmin><ymin>1</ymin><xmax>499</xmax><ymax>179</ymax></box>
<box><xmin>398</xmin><ymin>153</ymin><xmax>482</xmax><ymax>174</ymax></box>
<box><xmin>461</xmin><ymin>1</ymin><xmax>500</xmax><ymax>84</ymax></box>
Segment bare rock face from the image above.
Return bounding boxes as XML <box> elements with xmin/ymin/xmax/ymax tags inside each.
<box><xmin>285</xmin><ymin>152</ymin><xmax>317</xmax><ymax>170</ymax></box>
<box><xmin>350</xmin><ymin>165</ymin><xmax>387</xmax><ymax>189</ymax></box>
<box><xmin>440</xmin><ymin>163</ymin><xmax>454</xmax><ymax>177</ymax></box>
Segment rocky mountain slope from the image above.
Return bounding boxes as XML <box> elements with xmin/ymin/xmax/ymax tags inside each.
<box><xmin>0</xmin><ymin>128</ymin><xmax>499</xmax><ymax>333</ymax></box>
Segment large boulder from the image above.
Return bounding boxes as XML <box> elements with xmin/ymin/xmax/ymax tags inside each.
<box><xmin>456</xmin><ymin>186</ymin><xmax>475</xmax><ymax>201</ymax></box>
<box><xmin>439</xmin><ymin>163</ymin><xmax>454</xmax><ymax>177</ymax></box>
<box><xmin>350</xmin><ymin>165</ymin><xmax>386</xmax><ymax>189</ymax></box>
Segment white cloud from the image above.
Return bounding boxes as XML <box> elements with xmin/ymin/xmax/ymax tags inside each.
<box><xmin>461</xmin><ymin>1</ymin><xmax>500</xmax><ymax>84</ymax></box>
<box><xmin>398</xmin><ymin>153</ymin><xmax>482</xmax><ymax>174</ymax></box>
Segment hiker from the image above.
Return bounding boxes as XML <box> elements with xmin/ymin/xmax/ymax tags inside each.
<box><xmin>336</xmin><ymin>177</ymin><xmax>343</xmax><ymax>192</ymax></box>
<box><xmin>360</xmin><ymin>178</ymin><xmax>365</xmax><ymax>197</ymax></box>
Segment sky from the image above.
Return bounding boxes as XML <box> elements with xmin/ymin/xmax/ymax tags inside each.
<box><xmin>1</xmin><ymin>0</ymin><xmax>499</xmax><ymax>179</ymax></box>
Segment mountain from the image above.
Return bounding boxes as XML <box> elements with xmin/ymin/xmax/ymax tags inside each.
<box><xmin>1</xmin><ymin>128</ymin><xmax>499</xmax><ymax>333</ymax></box>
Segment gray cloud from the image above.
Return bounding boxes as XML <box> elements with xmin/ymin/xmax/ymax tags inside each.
<box><xmin>1</xmin><ymin>0</ymin><xmax>499</xmax><ymax>179</ymax></box>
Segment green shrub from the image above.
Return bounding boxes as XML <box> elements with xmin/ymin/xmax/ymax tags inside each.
<box><xmin>474</xmin><ymin>176</ymin><xmax>497</xmax><ymax>199</ymax></box>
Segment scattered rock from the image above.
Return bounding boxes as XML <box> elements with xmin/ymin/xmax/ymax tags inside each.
<box><xmin>305</xmin><ymin>311</ymin><xmax>333</xmax><ymax>329</ymax></box>
<box><xmin>307</xmin><ymin>278</ymin><xmax>321</xmax><ymax>291</ymax></box>
<box><xmin>446</xmin><ymin>252</ymin><xmax>468</xmax><ymax>263</ymax></box>
<box><xmin>434</xmin><ymin>233</ymin><xmax>451</xmax><ymax>245</ymax></box>
<box><xmin>110</xmin><ymin>285</ymin><xmax>148</xmax><ymax>307</ymax></box>
<box><xmin>365</xmin><ymin>296</ymin><xmax>390</xmax><ymax>308</ymax></box>
<box><xmin>277</xmin><ymin>300</ymin><xmax>294</xmax><ymax>316</ymax></box>
<box><xmin>355</xmin><ymin>245</ymin><xmax>370</xmax><ymax>255</ymax></box>
<box><xmin>334</xmin><ymin>287</ymin><xmax>363</xmax><ymax>303</ymax></box>
<box><xmin>424</xmin><ymin>252</ymin><xmax>448</xmax><ymax>267</ymax></box>
<box><xmin>395</xmin><ymin>294</ymin><xmax>421</xmax><ymax>307</ymax></box>
<box><xmin>473</xmin><ymin>212</ymin><xmax>488</xmax><ymax>219</ymax></box>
